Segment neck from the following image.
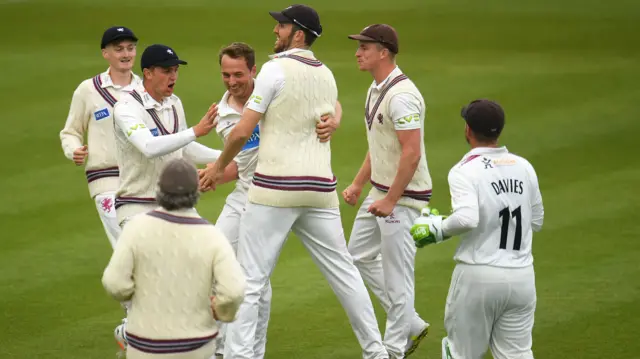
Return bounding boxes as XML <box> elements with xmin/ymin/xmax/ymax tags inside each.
<box><xmin>108</xmin><ymin>67</ymin><xmax>132</xmax><ymax>87</ymax></box>
<box><xmin>470</xmin><ymin>139</ymin><xmax>498</xmax><ymax>149</ymax></box>
<box><xmin>371</xmin><ymin>62</ymin><xmax>396</xmax><ymax>85</ymax></box>
<box><xmin>143</xmin><ymin>81</ymin><xmax>164</xmax><ymax>103</ymax></box>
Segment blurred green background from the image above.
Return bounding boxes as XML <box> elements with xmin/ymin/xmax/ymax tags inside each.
<box><xmin>0</xmin><ymin>0</ymin><xmax>638</xmax><ymax>357</ymax></box>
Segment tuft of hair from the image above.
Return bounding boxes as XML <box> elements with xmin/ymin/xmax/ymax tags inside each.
<box><xmin>156</xmin><ymin>190</ymin><xmax>200</xmax><ymax>211</ymax></box>
<box><xmin>218</xmin><ymin>42</ymin><xmax>256</xmax><ymax>69</ymax></box>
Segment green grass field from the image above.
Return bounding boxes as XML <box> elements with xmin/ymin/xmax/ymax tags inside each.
<box><xmin>1</xmin><ymin>0</ymin><xmax>639</xmax><ymax>357</ymax></box>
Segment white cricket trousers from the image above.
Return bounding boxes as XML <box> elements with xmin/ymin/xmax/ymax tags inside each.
<box><xmin>348</xmin><ymin>196</ymin><xmax>426</xmax><ymax>358</ymax></box>
<box><xmin>214</xmin><ymin>190</ymin><xmax>271</xmax><ymax>358</ymax></box>
<box><xmin>224</xmin><ymin>202</ymin><xmax>388</xmax><ymax>359</ymax></box>
<box><xmin>93</xmin><ymin>191</ymin><xmax>121</xmax><ymax>249</ymax></box>
<box><xmin>127</xmin><ymin>340</ymin><xmax>216</xmax><ymax>359</ymax></box>
<box><xmin>444</xmin><ymin>263</ymin><xmax>536</xmax><ymax>359</ymax></box>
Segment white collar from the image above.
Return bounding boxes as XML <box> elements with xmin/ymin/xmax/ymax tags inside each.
<box><xmin>134</xmin><ymin>85</ymin><xmax>173</xmax><ymax>111</ymax></box>
<box><xmin>99</xmin><ymin>68</ymin><xmax>141</xmax><ymax>89</ymax></box>
<box><xmin>463</xmin><ymin>146</ymin><xmax>509</xmax><ymax>159</ymax></box>
<box><xmin>269</xmin><ymin>47</ymin><xmax>314</xmax><ymax>60</ymax></box>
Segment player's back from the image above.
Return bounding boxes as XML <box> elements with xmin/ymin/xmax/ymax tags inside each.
<box><xmin>452</xmin><ymin>147</ymin><xmax>544</xmax><ymax>268</ymax></box>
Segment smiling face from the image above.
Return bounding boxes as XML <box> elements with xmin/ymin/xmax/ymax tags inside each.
<box><xmin>144</xmin><ymin>65</ymin><xmax>179</xmax><ymax>99</ymax></box>
<box><xmin>102</xmin><ymin>40</ymin><xmax>136</xmax><ymax>72</ymax></box>
<box><xmin>220</xmin><ymin>54</ymin><xmax>256</xmax><ymax>99</ymax></box>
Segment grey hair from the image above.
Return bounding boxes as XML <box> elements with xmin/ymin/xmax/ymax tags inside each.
<box><xmin>156</xmin><ymin>189</ymin><xmax>200</xmax><ymax>211</ymax></box>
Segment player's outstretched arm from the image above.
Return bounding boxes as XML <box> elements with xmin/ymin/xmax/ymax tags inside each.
<box><xmin>113</xmin><ymin>102</ymin><xmax>217</xmax><ymax>159</ymax></box>
<box><xmin>183</xmin><ymin>142</ymin><xmax>222</xmax><ymax>165</ymax></box>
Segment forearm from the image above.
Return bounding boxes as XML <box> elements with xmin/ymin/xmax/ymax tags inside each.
<box><xmin>385</xmin><ymin>150</ymin><xmax>420</xmax><ymax>203</ymax></box>
<box><xmin>217</xmin><ymin>161</ymin><xmax>239</xmax><ymax>185</ymax></box>
<box><xmin>130</xmin><ymin>128</ymin><xmax>196</xmax><ymax>158</ymax></box>
<box><xmin>183</xmin><ymin>142</ymin><xmax>222</xmax><ymax>164</ymax></box>
<box><xmin>352</xmin><ymin>152</ymin><xmax>372</xmax><ymax>187</ymax></box>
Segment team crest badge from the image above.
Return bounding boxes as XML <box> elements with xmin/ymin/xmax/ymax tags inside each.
<box><xmin>377</xmin><ymin>113</ymin><xmax>384</xmax><ymax>124</ymax></box>
<box><xmin>101</xmin><ymin>197</ymin><xmax>113</xmax><ymax>213</ymax></box>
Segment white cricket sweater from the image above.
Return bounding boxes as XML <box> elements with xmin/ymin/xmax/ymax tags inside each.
<box><xmin>102</xmin><ymin>207</ymin><xmax>246</xmax><ymax>355</ymax></box>
<box><xmin>248</xmin><ymin>52</ymin><xmax>339</xmax><ymax>208</ymax></box>
<box><xmin>113</xmin><ymin>88</ymin><xmax>186</xmax><ymax>224</ymax></box>
<box><xmin>59</xmin><ymin>69</ymin><xmax>142</xmax><ymax>198</ymax></box>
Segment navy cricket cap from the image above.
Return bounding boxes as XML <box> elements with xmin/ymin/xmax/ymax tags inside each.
<box><xmin>269</xmin><ymin>4</ymin><xmax>322</xmax><ymax>37</ymax></box>
<box><xmin>101</xmin><ymin>26</ymin><xmax>138</xmax><ymax>49</ymax></box>
<box><xmin>140</xmin><ymin>44</ymin><xmax>188</xmax><ymax>71</ymax></box>
<box><xmin>461</xmin><ymin>99</ymin><xmax>505</xmax><ymax>139</ymax></box>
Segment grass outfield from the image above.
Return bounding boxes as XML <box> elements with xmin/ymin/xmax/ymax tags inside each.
<box><xmin>1</xmin><ymin>0</ymin><xmax>639</xmax><ymax>358</ymax></box>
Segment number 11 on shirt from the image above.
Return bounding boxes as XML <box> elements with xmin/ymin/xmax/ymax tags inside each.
<box><xmin>499</xmin><ymin>206</ymin><xmax>522</xmax><ymax>251</ymax></box>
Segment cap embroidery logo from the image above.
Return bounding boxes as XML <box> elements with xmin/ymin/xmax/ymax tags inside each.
<box><xmin>100</xmin><ymin>197</ymin><xmax>113</xmax><ymax>213</ymax></box>
<box><xmin>117</xmin><ymin>28</ymin><xmax>124</xmax><ymax>32</ymax></box>
<box><xmin>167</xmin><ymin>49</ymin><xmax>173</xmax><ymax>54</ymax></box>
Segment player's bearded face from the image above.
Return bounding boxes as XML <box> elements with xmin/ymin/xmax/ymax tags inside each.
<box><xmin>147</xmin><ymin>66</ymin><xmax>179</xmax><ymax>98</ymax></box>
<box><xmin>273</xmin><ymin>23</ymin><xmax>294</xmax><ymax>53</ymax></box>
<box><xmin>103</xmin><ymin>40</ymin><xmax>136</xmax><ymax>72</ymax></box>
<box><xmin>220</xmin><ymin>55</ymin><xmax>255</xmax><ymax>99</ymax></box>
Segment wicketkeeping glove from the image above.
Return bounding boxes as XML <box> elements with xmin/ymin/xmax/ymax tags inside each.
<box><xmin>410</xmin><ymin>207</ymin><xmax>446</xmax><ymax>248</ymax></box>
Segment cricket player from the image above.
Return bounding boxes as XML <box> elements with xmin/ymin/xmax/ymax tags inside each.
<box><xmin>344</xmin><ymin>24</ymin><xmax>432</xmax><ymax>359</ymax></box>
<box><xmin>199</xmin><ymin>5</ymin><xmax>389</xmax><ymax>359</ymax></box>
<box><xmin>410</xmin><ymin>99</ymin><xmax>544</xmax><ymax>359</ymax></box>
<box><xmin>59</xmin><ymin>26</ymin><xmax>140</xmax><ymax>249</ymax></box>
<box><xmin>206</xmin><ymin>41</ymin><xmax>343</xmax><ymax>359</ymax></box>
<box><xmin>113</xmin><ymin>43</ymin><xmax>222</xmax><ymax>229</ymax></box>
<box><xmin>102</xmin><ymin>158</ymin><xmax>247</xmax><ymax>359</ymax></box>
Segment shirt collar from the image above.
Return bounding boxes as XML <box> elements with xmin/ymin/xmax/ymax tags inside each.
<box><xmin>100</xmin><ymin>68</ymin><xmax>141</xmax><ymax>90</ymax></box>
<box><xmin>269</xmin><ymin>47</ymin><xmax>314</xmax><ymax>59</ymax></box>
<box><xmin>463</xmin><ymin>146</ymin><xmax>509</xmax><ymax>159</ymax></box>
<box><xmin>135</xmin><ymin>84</ymin><xmax>173</xmax><ymax>111</ymax></box>
<box><xmin>372</xmin><ymin>66</ymin><xmax>403</xmax><ymax>91</ymax></box>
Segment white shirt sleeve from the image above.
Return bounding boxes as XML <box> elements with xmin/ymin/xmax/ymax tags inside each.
<box><xmin>389</xmin><ymin>92</ymin><xmax>422</xmax><ymax>131</ymax></box>
<box><xmin>442</xmin><ymin>166</ymin><xmax>480</xmax><ymax>237</ymax></box>
<box><xmin>114</xmin><ymin>101</ymin><xmax>197</xmax><ymax>159</ymax></box>
<box><xmin>246</xmin><ymin>61</ymin><xmax>285</xmax><ymax>114</ymax></box>
<box><xmin>527</xmin><ymin>162</ymin><xmax>544</xmax><ymax>232</ymax></box>
<box><xmin>182</xmin><ymin>142</ymin><xmax>222</xmax><ymax>164</ymax></box>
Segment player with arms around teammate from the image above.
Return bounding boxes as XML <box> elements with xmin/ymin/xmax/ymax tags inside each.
<box><xmin>206</xmin><ymin>41</ymin><xmax>343</xmax><ymax>359</ymax></box>
<box><xmin>199</xmin><ymin>5</ymin><xmax>388</xmax><ymax>359</ymax></box>
<box><xmin>102</xmin><ymin>158</ymin><xmax>247</xmax><ymax>359</ymax></box>
<box><xmin>113</xmin><ymin>43</ymin><xmax>222</xmax><ymax>229</ymax></box>
<box><xmin>410</xmin><ymin>99</ymin><xmax>544</xmax><ymax>359</ymax></box>
<box><xmin>344</xmin><ymin>24</ymin><xmax>432</xmax><ymax>359</ymax></box>
<box><xmin>59</xmin><ymin>26</ymin><xmax>141</xmax><ymax>249</ymax></box>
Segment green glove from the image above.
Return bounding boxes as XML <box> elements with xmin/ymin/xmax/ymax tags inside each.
<box><xmin>410</xmin><ymin>207</ymin><xmax>445</xmax><ymax>248</ymax></box>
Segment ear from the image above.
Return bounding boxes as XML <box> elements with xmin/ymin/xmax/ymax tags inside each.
<box><xmin>250</xmin><ymin>64</ymin><xmax>257</xmax><ymax>77</ymax></box>
<box><xmin>101</xmin><ymin>48</ymin><xmax>108</xmax><ymax>60</ymax></box>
